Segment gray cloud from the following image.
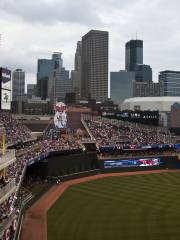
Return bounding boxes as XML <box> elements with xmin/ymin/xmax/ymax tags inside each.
<box><xmin>0</xmin><ymin>0</ymin><xmax>142</xmax><ymax>26</ymax></box>
<box><xmin>0</xmin><ymin>0</ymin><xmax>180</xmax><ymax>86</ymax></box>
<box><xmin>0</xmin><ymin>0</ymin><xmax>102</xmax><ymax>26</ymax></box>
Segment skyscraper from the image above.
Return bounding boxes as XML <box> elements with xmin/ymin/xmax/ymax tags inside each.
<box><xmin>48</xmin><ymin>52</ymin><xmax>72</xmax><ymax>102</ymax></box>
<box><xmin>27</xmin><ymin>84</ymin><xmax>36</xmax><ymax>99</ymax></box>
<box><xmin>37</xmin><ymin>59</ymin><xmax>52</xmax><ymax>100</ymax></box>
<box><xmin>133</xmin><ymin>81</ymin><xmax>164</xmax><ymax>97</ymax></box>
<box><xmin>12</xmin><ymin>69</ymin><xmax>25</xmax><ymax>101</ymax></box>
<box><xmin>135</xmin><ymin>64</ymin><xmax>152</xmax><ymax>82</ymax></box>
<box><xmin>52</xmin><ymin>52</ymin><xmax>63</xmax><ymax>70</ymax></box>
<box><xmin>110</xmin><ymin>71</ymin><xmax>135</xmax><ymax>105</ymax></box>
<box><xmin>125</xmin><ymin>40</ymin><xmax>143</xmax><ymax>71</ymax></box>
<box><xmin>159</xmin><ymin>70</ymin><xmax>180</xmax><ymax>96</ymax></box>
<box><xmin>71</xmin><ymin>41</ymin><xmax>82</xmax><ymax>100</ymax></box>
<box><xmin>81</xmin><ymin>30</ymin><xmax>108</xmax><ymax>102</ymax></box>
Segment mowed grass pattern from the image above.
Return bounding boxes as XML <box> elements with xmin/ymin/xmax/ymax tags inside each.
<box><xmin>48</xmin><ymin>172</ymin><xmax>180</xmax><ymax>240</ymax></box>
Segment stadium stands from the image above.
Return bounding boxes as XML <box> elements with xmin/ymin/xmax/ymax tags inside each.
<box><xmin>82</xmin><ymin>114</ymin><xmax>173</xmax><ymax>147</ymax></box>
<box><xmin>0</xmin><ymin>112</ymin><xmax>82</xmax><ymax>239</ymax></box>
<box><xmin>0</xmin><ymin>112</ymin><xmax>32</xmax><ymax>146</ymax></box>
<box><xmin>0</xmin><ymin>111</ymin><xmax>178</xmax><ymax>239</ymax></box>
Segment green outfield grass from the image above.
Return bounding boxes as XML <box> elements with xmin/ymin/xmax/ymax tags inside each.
<box><xmin>48</xmin><ymin>172</ymin><xmax>180</xmax><ymax>240</ymax></box>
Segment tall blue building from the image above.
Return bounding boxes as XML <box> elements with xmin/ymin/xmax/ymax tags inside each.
<box><xmin>37</xmin><ymin>59</ymin><xmax>53</xmax><ymax>99</ymax></box>
<box><xmin>110</xmin><ymin>71</ymin><xmax>135</xmax><ymax>105</ymax></box>
<box><xmin>48</xmin><ymin>53</ymin><xmax>72</xmax><ymax>102</ymax></box>
<box><xmin>135</xmin><ymin>64</ymin><xmax>152</xmax><ymax>82</ymax></box>
<box><xmin>125</xmin><ymin>40</ymin><xmax>143</xmax><ymax>72</ymax></box>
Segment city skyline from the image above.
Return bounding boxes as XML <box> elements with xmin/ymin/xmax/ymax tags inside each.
<box><xmin>0</xmin><ymin>0</ymin><xmax>180</xmax><ymax>85</ymax></box>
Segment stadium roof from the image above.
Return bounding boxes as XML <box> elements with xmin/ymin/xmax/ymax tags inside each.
<box><xmin>123</xmin><ymin>96</ymin><xmax>180</xmax><ymax>103</ymax></box>
<box><xmin>121</xmin><ymin>97</ymin><xmax>180</xmax><ymax>112</ymax></box>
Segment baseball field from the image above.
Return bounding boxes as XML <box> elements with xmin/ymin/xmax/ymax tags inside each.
<box><xmin>48</xmin><ymin>172</ymin><xmax>180</xmax><ymax>240</ymax></box>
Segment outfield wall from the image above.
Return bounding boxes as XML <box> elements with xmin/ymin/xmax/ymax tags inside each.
<box><xmin>25</xmin><ymin>150</ymin><xmax>180</xmax><ymax>180</ymax></box>
<box><xmin>47</xmin><ymin>152</ymin><xmax>98</xmax><ymax>176</ymax></box>
<box><xmin>26</xmin><ymin>152</ymin><xmax>98</xmax><ymax>178</ymax></box>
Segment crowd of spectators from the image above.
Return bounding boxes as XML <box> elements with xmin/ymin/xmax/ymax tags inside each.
<box><xmin>0</xmin><ymin>112</ymin><xmax>82</xmax><ymax>238</ymax></box>
<box><xmin>85</xmin><ymin>117</ymin><xmax>173</xmax><ymax>147</ymax></box>
<box><xmin>0</xmin><ymin>194</ymin><xmax>14</xmax><ymax>222</ymax></box>
<box><xmin>43</xmin><ymin>127</ymin><xmax>81</xmax><ymax>151</ymax></box>
<box><xmin>99</xmin><ymin>148</ymin><xmax>179</xmax><ymax>159</ymax></box>
<box><xmin>0</xmin><ymin>112</ymin><xmax>32</xmax><ymax>146</ymax></box>
<box><xmin>0</xmin><ymin>176</ymin><xmax>9</xmax><ymax>188</ymax></box>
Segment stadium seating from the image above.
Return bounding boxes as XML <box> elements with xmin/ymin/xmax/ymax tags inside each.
<box><xmin>83</xmin><ymin>116</ymin><xmax>173</xmax><ymax>147</ymax></box>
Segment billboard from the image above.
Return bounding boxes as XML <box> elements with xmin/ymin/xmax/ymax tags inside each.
<box><xmin>54</xmin><ymin>102</ymin><xmax>67</xmax><ymax>128</ymax></box>
<box><xmin>1</xmin><ymin>68</ymin><xmax>11</xmax><ymax>90</ymax></box>
<box><xmin>0</xmin><ymin>68</ymin><xmax>11</xmax><ymax>110</ymax></box>
<box><xmin>1</xmin><ymin>89</ymin><xmax>11</xmax><ymax>110</ymax></box>
<box><xmin>101</xmin><ymin>110</ymin><xmax>159</xmax><ymax>126</ymax></box>
<box><xmin>104</xmin><ymin>158</ymin><xmax>163</xmax><ymax>169</ymax></box>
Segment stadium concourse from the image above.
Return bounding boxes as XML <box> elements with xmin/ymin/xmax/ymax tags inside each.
<box><xmin>0</xmin><ymin>110</ymin><xmax>179</xmax><ymax>240</ymax></box>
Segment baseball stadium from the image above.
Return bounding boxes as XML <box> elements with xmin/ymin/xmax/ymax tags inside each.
<box><xmin>1</xmin><ymin>103</ymin><xmax>180</xmax><ymax>240</ymax></box>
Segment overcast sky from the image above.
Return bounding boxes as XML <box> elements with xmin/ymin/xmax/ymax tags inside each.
<box><xmin>0</xmin><ymin>0</ymin><xmax>180</xmax><ymax>85</ymax></box>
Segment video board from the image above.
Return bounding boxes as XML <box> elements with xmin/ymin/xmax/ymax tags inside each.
<box><xmin>54</xmin><ymin>102</ymin><xmax>67</xmax><ymax>128</ymax></box>
<box><xmin>104</xmin><ymin>158</ymin><xmax>163</xmax><ymax>169</ymax></box>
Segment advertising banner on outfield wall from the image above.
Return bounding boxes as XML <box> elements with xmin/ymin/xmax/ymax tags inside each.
<box><xmin>104</xmin><ymin>158</ymin><xmax>163</xmax><ymax>169</ymax></box>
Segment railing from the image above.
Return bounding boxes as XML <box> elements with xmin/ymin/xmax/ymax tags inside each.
<box><xmin>0</xmin><ymin>178</ymin><xmax>16</xmax><ymax>204</ymax></box>
<box><xmin>6</xmin><ymin>135</ymin><xmax>36</xmax><ymax>148</ymax></box>
<box><xmin>11</xmin><ymin>165</ymin><xmax>29</xmax><ymax>211</ymax></box>
<box><xmin>42</xmin><ymin>118</ymin><xmax>54</xmax><ymax>137</ymax></box>
<box><xmin>81</xmin><ymin>115</ymin><xmax>95</xmax><ymax>140</ymax></box>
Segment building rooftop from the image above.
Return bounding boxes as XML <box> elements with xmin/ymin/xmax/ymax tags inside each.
<box><xmin>123</xmin><ymin>96</ymin><xmax>180</xmax><ymax>103</ymax></box>
<box><xmin>159</xmin><ymin>70</ymin><xmax>180</xmax><ymax>74</ymax></box>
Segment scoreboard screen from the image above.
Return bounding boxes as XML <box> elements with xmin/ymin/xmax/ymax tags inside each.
<box><xmin>104</xmin><ymin>158</ymin><xmax>163</xmax><ymax>169</ymax></box>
